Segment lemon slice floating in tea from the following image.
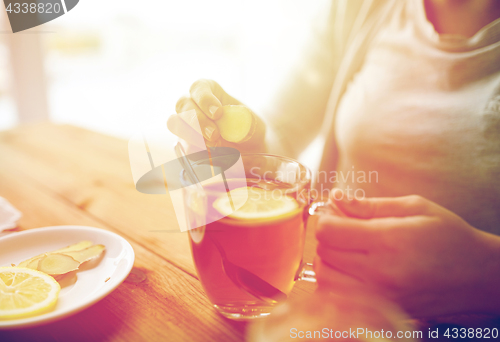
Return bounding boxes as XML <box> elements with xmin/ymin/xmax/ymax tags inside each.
<box><xmin>213</xmin><ymin>186</ymin><xmax>299</xmax><ymax>221</ymax></box>
<box><xmin>0</xmin><ymin>267</ymin><xmax>60</xmax><ymax>320</ymax></box>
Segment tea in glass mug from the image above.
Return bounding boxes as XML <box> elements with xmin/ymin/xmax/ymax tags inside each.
<box><xmin>182</xmin><ymin>154</ymin><xmax>320</xmax><ymax>320</ymax></box>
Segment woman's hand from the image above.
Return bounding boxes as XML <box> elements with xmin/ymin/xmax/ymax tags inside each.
<box><xmin>314</xmin><ymin>191</ymin><xmax>500</xmax><ymax>317</ymax></box>
<box><xmin>167</xmin><ymin>79</ymin><xmax>267</xmax><ymax>153</ymax></box>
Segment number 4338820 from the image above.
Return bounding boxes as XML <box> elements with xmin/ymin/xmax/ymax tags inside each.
<box><xmin>444</xmin><ymin>327</ymin><xmax>498</xmax><ymax>339</ymax></box>
<box><xmin>5</xmin><ymin>2</ymin><xmax>62</xmax><ymax>14</ymax></box>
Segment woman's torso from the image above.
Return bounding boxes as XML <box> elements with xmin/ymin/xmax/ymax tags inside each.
<box><xmin>334</xmin><ymin>0</ymin><xmax>500</xmax><ymax>234</ymax></box>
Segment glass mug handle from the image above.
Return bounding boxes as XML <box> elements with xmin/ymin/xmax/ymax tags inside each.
<box><xmin>294</xmin><ymin>201</ymin><xmax>332</xmax><ymax>283</ymax></box>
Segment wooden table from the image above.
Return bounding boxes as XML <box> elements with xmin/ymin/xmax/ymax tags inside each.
<box><xmin>0</xmin><ymin>124</ymin><xmax>317</xmax><ymax>342</ymax></box>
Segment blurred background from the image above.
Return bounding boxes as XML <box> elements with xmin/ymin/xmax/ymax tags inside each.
<box><xmin>0</xmin><ymin>0</ymin><xmax>328</xmax><ymax>147</ymax></box>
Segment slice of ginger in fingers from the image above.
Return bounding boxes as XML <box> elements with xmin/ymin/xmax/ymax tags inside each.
<box><xmin>215</xmin><ymin>105</ymin><xmax>256</xmax><ymax>143</ymax></box>
<box><xmin>63</xmin><ymin>244</ymin><xmax>105</xmax><ymax>263</ymax></box>
<box><xmin>18</xmin><ymin>241</ymin><xmax>93</xmax><ymax>268</ymax></box>
<box><xmin>37</xmin><ymin>254</ymin><xmax>80</xmax><ymax>276</ymax></box>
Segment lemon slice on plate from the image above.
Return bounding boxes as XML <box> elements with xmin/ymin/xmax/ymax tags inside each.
<box><xmin>213</xmin><ymin>186</ymin><xmax>300</xmax><ymax>222</ymax></box>
<box><xmin>0</xmin><ymin>267</ymin><xmax>60</xmax><ymax>320</ymax></box>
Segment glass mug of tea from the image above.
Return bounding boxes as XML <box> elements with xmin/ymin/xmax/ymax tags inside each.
<box><xmin>181</xmin><ymin>153</ymin><xmax>324</xmax><ymax>320</ymax></box>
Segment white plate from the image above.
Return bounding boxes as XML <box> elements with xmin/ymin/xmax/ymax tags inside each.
<box><xmin>0</xmin><ymin>225</ymin><xmax>135</xmax><ymax>329</ymax></box>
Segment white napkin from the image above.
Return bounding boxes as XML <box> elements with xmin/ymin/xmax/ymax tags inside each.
<box><xmin>0</xmin><ymin>196</ymin><xmax>21</xmax><ymax>232</ymax></box>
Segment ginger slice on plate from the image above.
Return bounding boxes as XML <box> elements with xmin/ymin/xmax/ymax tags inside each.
<box><xmin>25</xmin><ymin>258</ymin><xmax>43</xmax><ymax>270</ymax></box>
<box><xmin>54</xmin><ymin>240</ymin><xmax>94</xmax><ymax>254</ymax></box>
<box><xmin>216</xmin><ymin>105</ymin><xmax>256</xmax><ymax>143</ymax></box>
<box><xmin>37</xmin><ymin>254</ymin><xmax>80</xmax><ymax>276</ymax></box>
<box><xmin>63</xmin><ymin>244</ymin><xmax>105</xmax><ymax>263</ymax></box>
<box><xmin>15</xmin><ymin>241</ymin><xmax>105</xmax><ymax>276</ymax></box>
<box><xmin>18</xmin><ymin>240</ymin><xmax>93</xmax><ymax>268</ymax></box>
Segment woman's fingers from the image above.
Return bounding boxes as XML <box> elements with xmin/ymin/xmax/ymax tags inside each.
<box><xmin>313</xmin><ymin>257</ymin><xmax>366</xmax><ymax>293</ymax></box>
<box><xmin>315</xmin><ymin>213</ymin><xmax>418</xmax><ymax>250</ymax></box>
<box><xmin>316</xmin><ymin>215</ymin><xmax>381</xmax><ymax>251</ymax></box>
<box><xmin>316</xmin><ymin>244</ymin><xmax>369</xmax><ymax>277</ymax></box>
<box><xmin>171</xmin><ymin>79</ymin><xmax>265</xmax><ymax>152</ymax></box>
<box><xmin>332</xmin><ymin>191</ymin><xmax>431</xmax><ymax>219</ymax></box>
<box><xmin>175</xmin><ymin>95</ymin><xmax>194</xmax><ymax>113</ymax></box>
<box><xmin>189</xmin><ymin>79</ymin><xmax>224</xmax><ymax>120</ymax></box>
<box><xmin>172</xmin><ymin>96</ymin><xmax>220</xmax><ymax>142</ymax></box>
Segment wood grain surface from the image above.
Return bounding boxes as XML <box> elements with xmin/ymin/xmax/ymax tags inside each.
<box><xmin>0</xmin><ymin>124</ymin><xmax>317</xmax><ymax>342</ymax></box>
